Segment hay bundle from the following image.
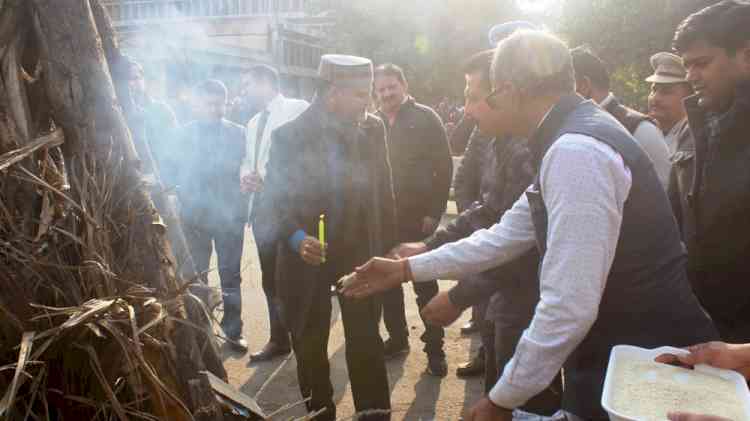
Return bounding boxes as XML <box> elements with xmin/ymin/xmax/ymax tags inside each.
<box><xmin>0</xmin><ymin>0</ymin><xmax>227</xmax><ymax>419</ymax></box>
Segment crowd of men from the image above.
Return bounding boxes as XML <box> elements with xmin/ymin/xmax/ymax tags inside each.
<box><xmin>126</xmin><ymin>0</ymin><xmax>750</xmax><ymax>420</ymax></box>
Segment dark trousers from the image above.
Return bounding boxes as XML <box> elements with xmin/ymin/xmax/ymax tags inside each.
<box><xmin>185</xmin><ymin>222</ymin><xmax>245</xmax><ymax>337</ymax></box>
<box><xmin>382</xmin><ymin>218</ymin><xmax>445</xmax><ymax>356</ymax></box>
<box><xmin>382</xmin><ymin>280</ymin><xmax>445</xmax><ymax>356</ymax></box>
<box><xmin>475</xmin><ymin>299</ymin><xmax>497</xmax><ymax>394</ymax></box>
<box><xmin>292</xmin><ymin>285</ymin><xmax>391</xmax><ymax>421</ymax></box>
<box><xmin>253</xmin><ymin>224</ymin><xmax>289</xmax><ymax>346</ymax></box>
<box><xmin>493</xmin><ymin>318</ymin><xmax>562</xmax><ymax>416</ymax></box>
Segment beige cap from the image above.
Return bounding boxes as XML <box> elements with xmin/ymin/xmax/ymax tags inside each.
<box><xmin>317</xmin><ymin>54</ymin><xmax>373</xmax><ymax>89</ymax></box>
<box><xmin>645</xmin><ymin>52</ymin><xmax>687</xmax><ymax>84</ymax></box>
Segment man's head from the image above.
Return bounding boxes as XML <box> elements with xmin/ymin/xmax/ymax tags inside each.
<box><xmin>316</xmin><ymin>54</ymin><xmax>374</xmax><ymax>122</ymax></box>
<box><xmin>462</xmin><ymin>50</ymin><xmax>499</xmax><ymax>135</ymax></box>
<box><xmin>490</xmin><ymin>30</ymin><xmax>576</xmax><ymax>138</ymax></box>
<box><xmin>193</xmin><ymin>79</ymin><xmax>228</xmax><ymax>123</ymax></box>
<box><xmin>570</xmin><ymin>46</ymin><xmax>610</xmax><ymax>102</ymax></box>
<box><xmin>124</xmin><ymin>59</ymin><xmax>146</xmax><ymax>99</ymax></box>
<box><xmin>673</xmin><ymin>0</ymin><xmax>750</xmax><ymax>112</ymax></box>
<box><xmin>645</xmin><ymin>52</ymin><xmax>693</xmax><ymax>132</ymax></box>
<box><xmin>374</xmin><ymin>64</ymin><xmax>408</xmax><ymax>115</ymax></box>
<box><xmin>244</xmin><ymin>64</ymin><xmax>280</xmax><ymax>106</ymax></box>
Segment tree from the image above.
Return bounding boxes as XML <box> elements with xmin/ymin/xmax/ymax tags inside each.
<box><xmin>555</xmin><ymin>0</ymin><xmax>718</xmax><ymax>109</ymax></box>
<box><xmin>315</xmin><ymin>0</ymin><xmax>520</xmax><ymax>103</ymax></box>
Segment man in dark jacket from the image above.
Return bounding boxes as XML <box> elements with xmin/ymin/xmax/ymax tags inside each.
<box><xmin>119</xmin><ymin>58</ymin><xmax>179</xmax><ymax>184</ymax></box>
<box><xmin>174</xmin><ymin>80</ymin><xmax>249</xmax><ymax>351</ymax></box>
<box><xmin>672</xmin><ymin>0</ymin><xmax>750</xmax><ymax>343</ymax></box>
<box><xmin>373</xmin><ymin>63</ymin><xmax>452</xmax><ymax>376</ymax></box>
<box><xmin>255</xmin><ymin>55</ymin><xmax>394</xmax><ymax>421</ymax></box>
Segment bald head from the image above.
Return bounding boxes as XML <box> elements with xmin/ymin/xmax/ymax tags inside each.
<box><xmin>491</xmin><ymin>30</ymin><xmax>576</xmax><ymax>96</ymax></box>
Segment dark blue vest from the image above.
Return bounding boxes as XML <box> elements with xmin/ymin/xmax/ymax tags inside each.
<box><xmin>527</xmin><ymin>95</ymin><xmax>718</xmax><ymax>419</ymax></box>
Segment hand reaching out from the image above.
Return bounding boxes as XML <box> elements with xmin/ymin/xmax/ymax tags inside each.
<box><xmin>340</xmin><ymin>257</ymin><xmax>409</xmax><ymax>299</ymax></box>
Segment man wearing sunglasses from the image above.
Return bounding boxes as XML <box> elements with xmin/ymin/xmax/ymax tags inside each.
<box><xmin>343</xmin><ymin>29</ymin><xmax>717</xmax><ymax>421</ymax></box>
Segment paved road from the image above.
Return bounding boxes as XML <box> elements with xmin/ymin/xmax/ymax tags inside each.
<box><xmin>206</xmin><ymin>219</ymin><xmax>487</xmax><ymax>420</ymax></box>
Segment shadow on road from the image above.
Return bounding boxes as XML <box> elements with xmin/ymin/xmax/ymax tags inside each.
<box><xmin>400</xmin><ymin>372</ymin><xmax>443</xmax><ymax>420</ymax></box>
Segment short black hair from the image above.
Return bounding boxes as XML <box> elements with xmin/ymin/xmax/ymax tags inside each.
<box><xmin>374</xmin><ymin>63</ymin><xmax>407</xmax><ymax>85</ymax></box>
<box><xmin>247</xmin><ymin>64</ymin><xmax>280</xmax><ymax>91</ymax></box>
<box><xmin>461</xmin><ymin>50</ymin><xmax>494</xmax><ymax>92</ymax></box>
<box><xmin>570</xmin><ymin>45</ymin><xmax>610</xmax><ymax>91</ymax></box>
<box><xmin>194</xmin><ymin>79</ymin><xmax>228</xmax><ymax>100</ymax></box>
<box><xmin>673</xmin><ymin>0</ymin><xmax>750</xmax><ymax>55</ymax></box>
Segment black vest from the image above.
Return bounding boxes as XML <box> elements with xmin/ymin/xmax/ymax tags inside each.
<box><xmin>604</xmin><ymin>95</ymin><xmax>654</xmax><ymax>135</ymax></box>
<box><xmin>527</xmin><ymin>95</ymin><xmax>718</xmax><ymax>419</ymax></box>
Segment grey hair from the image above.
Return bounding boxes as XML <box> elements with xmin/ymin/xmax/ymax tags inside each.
<box><xmin>491</xmin><ymin>29</ymin><xmax>576</xmax><ymax>95</ymax></box>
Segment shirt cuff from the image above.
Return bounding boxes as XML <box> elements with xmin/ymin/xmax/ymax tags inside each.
<box><xmin>289</xmin><ymin>230</ymin><xmax>307</xmax><ymax>252</ymax></box>
<box><xmin>408</xmin><ymin>254</ymin><xmax>440</xmax><ymax>283</ymax></box>
<box><xmin>488</xmin><ymin>375</ymin><xmax>531</xmax><ymax>409</ymax></box>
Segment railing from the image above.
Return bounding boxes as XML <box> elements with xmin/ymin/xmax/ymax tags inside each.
<box><xmin>102</xmin><ymin>0</ymin><xmax>307</xmax><ymax>24</ymax></box>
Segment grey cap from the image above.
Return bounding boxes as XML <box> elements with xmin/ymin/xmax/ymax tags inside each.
<box><xmin>488</xmin><ymin>21</ymin><xmax>539</xmax><ymax>46</ymax></box>
<box><xmin>645</xmin><ymin>52</ymin><xmax>688</xmax><ymax>84</ymax></box>
<box><xmin>317</xmin><ymin>54</ymin><xmax>373</xmax><ymax>89</ymax></box>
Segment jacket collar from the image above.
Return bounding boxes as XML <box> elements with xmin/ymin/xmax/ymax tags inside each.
<box><xmin>684</xmin><ymin>78</ymin><xmax>750</xmax><ymax>144</ymax></box>
<box><xmin>529</xmin><ymin>93</ymin><xmax>587</xmax><ymax>168</ymax></box>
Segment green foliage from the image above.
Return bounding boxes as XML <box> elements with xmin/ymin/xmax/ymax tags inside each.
<box><xmin>555</xmin><ymin>0</ymin><xmax>718</xmax><ymax>109</ymax></box>
<box><xmin>318</xmin><ymin>0</ymin><xmax>520</xmax><ymax>103</ymax></box>
<box><xmin>318</xmin><ymin>0</ymin><xmax>720</xmax><ymax>108</ymax></box>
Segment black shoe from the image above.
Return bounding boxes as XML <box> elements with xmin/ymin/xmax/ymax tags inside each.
<box><xmin>427</xmin><ymin>354</ymin><xmax>448</xmax><ymax>377</ymax></box>
<box><xmin>226</xmin><ymin>334</ymin><xmax>249</xmax><ymax>353</ymax></box>
<box><xmin>250</xmin><ymin>341</ymin><xmax>291</xmax><ymax>361</ymax></box>
<box><xmin>460</xmin><ymin>320</ymin><xmax>480</xmax><ymax>335</ymax></box>
<box><xmin>456</xmin><ymin>352</ymin><xmax>485</xmax><ymax>377</ymax></box>
<box><xmin>383</xmin><ymin>339</ymin><xmax>410</xmax><ymax>360</ymax></box>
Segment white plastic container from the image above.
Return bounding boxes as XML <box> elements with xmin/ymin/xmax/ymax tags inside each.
<box><xmin>601</xmin><ymin>345</ymin><xmax>750</xmax><ymax>421</ymax></box>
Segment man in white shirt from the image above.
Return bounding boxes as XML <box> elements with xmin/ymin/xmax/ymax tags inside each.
<box><xmin>342</xmin><ymin>30</ymin><xmax>717</xmax><ymax>421</ymax></box>
<box><xmin>239</xmin><ymin>64</ymin><xmax>308</xmax><ymax>361</ymax></box>
<box><xmin>571</xmin><ymin>46</ymin><xmax>672</xmax><ymax>190</ymax></box>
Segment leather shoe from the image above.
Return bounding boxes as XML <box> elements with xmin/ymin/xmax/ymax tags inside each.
<box><xmin>460</xmin><ymin>320</ymin><xmax>480</xmax><ymax>335</ymax></box>
<box><xmin>227</xmin><ymin>334</ymin><xmax>249</xmax><ymax>353</ymax></box>
<box><xmin>456</xmin><ymin>352</ymin><xmax>485</xmax><ymax>377</ymax></box>
<box><xmin>250</xmin><ymin>341</ymin><xmax>291</xmax><ymax>361</ymax></box>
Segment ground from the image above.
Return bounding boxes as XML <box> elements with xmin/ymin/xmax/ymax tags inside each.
<box><xmin>207</xmin><ymin>206</ymin><xmax>489</xmax><ymax>420</ymax></box>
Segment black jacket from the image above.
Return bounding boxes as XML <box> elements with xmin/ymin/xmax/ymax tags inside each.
<box><xmin>174</xmin><ymin>119</ymin><xmax>248</xmax><ymax>230</ymax></box>
<box><xmin>452</xmin><ymin>128</ymin><xmax>487</xmax><ymax>213</ymax></box>
<box><xmin>255</xmin><ymin>104</ymin><xmax>397</xmax><ymax>338</ymax></box>
<box><xmin>673</xmin><ymin>81</ymin><xmax>750</xmax><ymax>335</ymax></box>
<box><xmin>378</xmin><ymin>97</ymin><xmax>452</xmax><ymax>239</ymax></box>
<box><xmin>449</xmin><ymin>116</ymin><xmax>476</xmax><ymax>155</ymax></box>
<box><xmin>426</xmin><ymin>135</ymin><xmax>537</xmax><ymax>311</ymax></box>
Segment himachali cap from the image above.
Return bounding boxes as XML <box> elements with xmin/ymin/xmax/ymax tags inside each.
<box><xmin>645</xmin><ymin>52</ymin><xmax>688</xmax><ymax>84</ymax></box>
<box><xmin>488</xmin><ymin>20</ymin><xmax>539</xmax><ymax>46</ymax></box>
<box><xmin>317</xmin><ymin>54</ymin><xmax>374</xmax><ymax>90</ymax></box>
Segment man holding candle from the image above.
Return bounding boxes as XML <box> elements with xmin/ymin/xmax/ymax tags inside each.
<box><xmin>255</xmin><ymin>54</ymin><xmax>396</xmax><ymax>421</ymax></box>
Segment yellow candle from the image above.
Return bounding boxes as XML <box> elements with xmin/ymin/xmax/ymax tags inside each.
<box><xmin>318</xmin><ymin>214</ymin><xmax>326</xmax><ymax>263</ymax></box>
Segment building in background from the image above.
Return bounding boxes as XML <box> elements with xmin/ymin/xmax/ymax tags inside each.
<box><xmin>103</xmin><ymin>0</ymin><xmax>335</xmax><ymax>107</ymax></box>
